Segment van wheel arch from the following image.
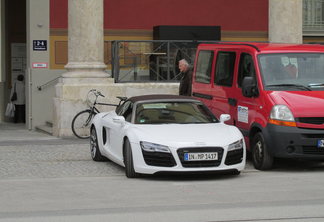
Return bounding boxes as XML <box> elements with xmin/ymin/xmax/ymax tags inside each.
<box><xmin>249</xmin><ymin>125</ymin><xmax>263</xmax><ymax>150</ymax></box>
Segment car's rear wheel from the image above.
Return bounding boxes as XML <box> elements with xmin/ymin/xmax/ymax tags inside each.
<box><xmin>124</xmin><ymin>139</ymin><xmax>139</xmax><ymax>178</ymax></box>
<box><xmin>90</xmin><ymin>127</ymin><xmax>108</xmax><ymax>161</ymax></box>
<box><xmin>252</xmin><ymin>132</ymin><xmax>273</xmax><ymax>170</ymax></box>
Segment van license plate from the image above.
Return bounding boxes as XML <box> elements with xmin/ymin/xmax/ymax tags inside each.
<box><xmin>184</xmin><ymin>152</ymin><xmax>218</xmax><ymax>161</ymax></box>
<box><xmin>317</xmin><ymin>140</ymin><xmax>324</xmax><ymax>148</ymax></box>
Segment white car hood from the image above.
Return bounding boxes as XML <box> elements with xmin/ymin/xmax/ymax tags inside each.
<box><xmin>130</xmin><ymin>123</ymin><xmax>241</xmax><ymax>148</ymax></box>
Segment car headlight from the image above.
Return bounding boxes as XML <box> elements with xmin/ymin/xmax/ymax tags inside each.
<box><xmin>269</xmin><ymin>105</ymin><xmax>296</xmax><ymax>127</ymax></box>
<box><xmin>140</xmin><ymin>141</ymin><xmax>171</xmax><ymax>153</ymax></box>
<box><xmin>228</xmin><ymin>139</ymin><xmax>243</xmax><ymax>151</ymax></box>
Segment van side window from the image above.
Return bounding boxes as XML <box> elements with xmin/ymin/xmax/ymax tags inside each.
<box><xmin>214</xmin><ymin>51</ymin><xmax>236</xmax><ymax>87</ymax></box>
<box><xmin>195</xmin><ymin>50</ymin><xmax>214</xmax><ymax>84</ymax></box>
<box><xmin>238</xmin><ymin>53</ymin><xmax>256</xmax><ymax>87</ymax></box>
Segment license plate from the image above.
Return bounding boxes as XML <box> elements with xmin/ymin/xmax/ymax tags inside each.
<box><xmin>318</xmin><ymin>139</ymin><xmax>324</xmax><ymax>148</ymax></box>
<box><xmin>184</xmin><ymin>152</ymin><xmax>218</xmax><ymax>161</ymax></box>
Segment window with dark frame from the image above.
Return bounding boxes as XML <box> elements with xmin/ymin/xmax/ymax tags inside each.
<box><xmin>195</xmin><ymin>50</ymin><xmax>214</xmax><ymax>84</ymax></box>
<box><xmin>238</xmin><ymin>53</ymin><xmax>256</xmax><ymax>88</ymax></box>
<box><xmin>214</xmin><ymin>51</ymin><xmax>236</xmax><ymax>87</ymax></box>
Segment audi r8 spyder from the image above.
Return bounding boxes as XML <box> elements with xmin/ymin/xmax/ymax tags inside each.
<box><xmin>90</xmin><ymin>94</ymin><xmax>245</xmax><ymax>178</ymax></box>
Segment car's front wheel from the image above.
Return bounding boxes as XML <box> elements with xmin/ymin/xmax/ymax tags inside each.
<box><xmin>251</xmin><ymin>132</ymin><xmax>273</xmax><ymax>170</ymax></box>
<box><xmin>124</xmin><ymin>139</ymin><xmax>139</xmax><ymax>178</ymax></box>
<box><xmin>90</xmin><ymin>127</ymin><xmax>108</xmax><ymax>162</ymax></box>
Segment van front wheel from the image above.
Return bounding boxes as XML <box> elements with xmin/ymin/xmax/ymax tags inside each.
<box><xmin>252</xmin><ymin>132</ymin><xmax>273</xmax><ymax>170</ymax></box>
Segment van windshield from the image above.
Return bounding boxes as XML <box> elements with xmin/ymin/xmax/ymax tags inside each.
<box><xmin>259</xmin><ymin>53</ymin><xmax>324</xmax><ymax>91</ymax></box>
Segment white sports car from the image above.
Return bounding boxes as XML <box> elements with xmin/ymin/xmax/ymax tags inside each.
<box><xmin>90</xmin><ymin>94</ymin><xmax>246</xmax><ymax>178</ymax></box>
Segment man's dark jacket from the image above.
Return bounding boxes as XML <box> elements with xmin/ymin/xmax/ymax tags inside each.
<box><xmin>179</xmin><ymin>68</ymin><xmax>193</xmax><ymax>96</ymax></box>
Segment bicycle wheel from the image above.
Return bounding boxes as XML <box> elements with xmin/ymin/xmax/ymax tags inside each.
<box><xmin>71</xmin><ymin>109</ymin><xmax>96</xmax><ymax>139</ymax></box>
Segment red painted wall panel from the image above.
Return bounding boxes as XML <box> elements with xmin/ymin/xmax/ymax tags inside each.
<box><xmin>50</xmin><ymin>0</ymin><xmax>268</xmax><ymax>31</ymax></box>
<box><xmin>50</xmin><ymin>0</ymin><xmax>68</xmax><ymax>29</ymax></box>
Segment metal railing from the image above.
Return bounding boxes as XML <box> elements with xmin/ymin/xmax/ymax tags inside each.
<box><xmin>110</xmin><ymin>40</ymin><xmax>214</xmax><ymax>83</ymax></box>
<box><xmin>303</xmin><ymin>0</ymin><xmax>324</xmax><ymax>34</ymax></box>
<box><xmin>37</xmin><ymin>76</ymin><xmax>61</xmax><ymax>91</ymax></box>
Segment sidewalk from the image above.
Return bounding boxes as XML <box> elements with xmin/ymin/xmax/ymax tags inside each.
<box><xmin>0</xmin><ymin>122</ymin><xmax>87</xmax><ymax>145</ymax></box>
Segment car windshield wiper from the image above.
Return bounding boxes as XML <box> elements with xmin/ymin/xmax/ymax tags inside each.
<box><xmin>266</xmin><ymin>84</ymin><xmax>312</xmax><ymax>91</ymax></box>
<box><xmin>308</xmin><ymin>83</ymin><xmax>324</xmax><ymax>88</ymax></box>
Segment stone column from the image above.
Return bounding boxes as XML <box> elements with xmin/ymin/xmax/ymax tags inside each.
<box><xmin>269</xmin><ymin>0</ymin><xmax>303</xmax><ymax>44</ymax></box>
<box><xmin>64</xmin><ymin>0</ymin><xmax>107</xmax><ymax>77</ymax></box>
<box><xmin>53</xmin><ymin>0</ymin><xmax>113</xmax><ymax>137</ymax></box>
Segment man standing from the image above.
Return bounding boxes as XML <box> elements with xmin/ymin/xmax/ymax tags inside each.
<box><xmin>178</xmin><ymin>59</ymin><xmax>192</xmax><ymax>96</ymax></box>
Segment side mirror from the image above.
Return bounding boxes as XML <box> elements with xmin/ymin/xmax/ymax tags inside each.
<box><xmin>113</xmin><ymin>116</ymin><xmax>126</xmax><ymax>125</ymax></box>
<box><xmin>242</xmin><ymin>76</ymin><xmax>259</xmax><ymax>98</ymax></box>
<box><xmin>220</xmin><ymin>114</ymin><xmax>231</xmax><ymax>123</ymax></box>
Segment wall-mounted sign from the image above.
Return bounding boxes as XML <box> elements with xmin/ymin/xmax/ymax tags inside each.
<box><xmin>32</xmin><ymin>63</ymin><xmax>48</xmax><ymax>68</ymax></box>
<box><xmin>33</xmin><ymin>40</ymin><xmax>47</xmax><ymax>51</ymax></box>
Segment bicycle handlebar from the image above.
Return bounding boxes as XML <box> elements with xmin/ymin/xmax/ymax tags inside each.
<box><xmin>97</xmin><ymin>91</ymin><xmax>105</xmax><ymax>97</ymax></box>
<box><xmin>88</xmin><ymin>89</ymin><xmax>127</xmax><ymax>107</ymax></box>
<box><xmin>88</xmin><ymin>89</ymin><xmax>105</xmax><ymax>98</ymax></box>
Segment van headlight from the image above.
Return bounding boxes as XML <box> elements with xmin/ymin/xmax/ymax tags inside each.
<box><xmin>140</xmin><ymin>141</ymin><xmax>171</xmax><ymax>153</ymax></box>
<box><xmin>269</xmin><ymin>105</ymin><xmax>296</xmax><ymax>127</ymax></box>
<box><xmin>228</xmin><ymin>139</ymin><xmax>243</xmax><ymax>151</ymax></box>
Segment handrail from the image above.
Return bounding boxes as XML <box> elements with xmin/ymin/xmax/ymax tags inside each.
<box><xmin>37</xmin><ymin>76</ymin><xmax>61</xmax><ymax>91</ymax></box>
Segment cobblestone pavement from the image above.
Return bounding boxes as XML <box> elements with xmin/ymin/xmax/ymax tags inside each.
<box><xmin>0</xmin><ymin>122</ymin><xmax>124</xmax><ymax>179</ymax></box>
<box><xmin>0</xmin><ymin>144</ymin><xmax>125</xmax><ymax>179</ymax></box>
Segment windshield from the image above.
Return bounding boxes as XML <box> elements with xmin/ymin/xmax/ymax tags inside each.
<box><xmin>259</xmin><ymin>53</ymin><xmax>324</xmax><ymax>91</ymax></box>
<box><xmin>134</xmin><ymin>102</ymin><xmax>218</xmax><ymax>124</ymax></box>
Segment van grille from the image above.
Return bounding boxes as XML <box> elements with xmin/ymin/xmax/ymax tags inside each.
<box><xmin>303</xmin><ymin>146</ymin><xmax>324</xmax><ymax>155</ymax></box>
<box><xmin>297</xmin><ymin>117</ymin><xmax>324</xmax><ymax>125</ymax></box>
<box><xmin>177</xmin><ymin>147</ymin><xmax>223</xmax><ymax>168</ymax></box>
<box><xmin>225</xmin><ymin>149</ymin><xmax>244</xmax><ymax>165</ymax></box>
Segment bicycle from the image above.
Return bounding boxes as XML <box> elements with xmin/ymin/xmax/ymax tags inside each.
<box><xmin>71</xmin><ymin>89</ymin><xmax>126</xmax><ymax>139</ymax></box>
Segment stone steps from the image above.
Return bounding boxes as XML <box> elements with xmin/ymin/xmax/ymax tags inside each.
<box><xmin>35</xmin><ymin>121</ymin><xmax>53</xmax><ymax>135</ymax></box>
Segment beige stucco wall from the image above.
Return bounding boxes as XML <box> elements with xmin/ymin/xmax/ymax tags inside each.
<box><xmin>27</xmin><ymin>0</ymin><xmax>64</xmax><ymax>129</ymax></box>
<box><xmin>269</xmin><ymin>0</ymin><xmax>303</xmax><ymax>43</ymax></box>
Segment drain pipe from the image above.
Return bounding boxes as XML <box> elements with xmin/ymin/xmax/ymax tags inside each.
<box><xmin>27</xmin><ymin>67</ymin><xmax>32</xmax><ymax>130</ymax></box>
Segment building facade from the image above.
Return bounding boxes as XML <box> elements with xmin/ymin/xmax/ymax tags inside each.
<box><xmin>0</xmin><ymin>0</ymin><xmax>321</xmax><ymax>136</ymax></box>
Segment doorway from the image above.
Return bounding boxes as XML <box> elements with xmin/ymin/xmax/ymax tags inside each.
<box><xmin>4</xmin><ymin>0</ymin><xmax>26</xmax><ymax>123</ymax></box>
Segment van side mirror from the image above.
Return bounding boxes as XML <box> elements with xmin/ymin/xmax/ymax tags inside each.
<box><xmin>242</xmin><ymin>76</ymin><xmax>259</xmax><ymax>97</ymax></box>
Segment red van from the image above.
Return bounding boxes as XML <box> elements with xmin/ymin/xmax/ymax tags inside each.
<box><xmin>192</xmin><ymin>42</ymin><xmax>324</xmax><ymax>170</ymax></box>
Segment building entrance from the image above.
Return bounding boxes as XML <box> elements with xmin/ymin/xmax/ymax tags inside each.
<box><xmin>2</xmin><ymin>0</ymin><xmax>26</xmax><ymax>124</ymax></box>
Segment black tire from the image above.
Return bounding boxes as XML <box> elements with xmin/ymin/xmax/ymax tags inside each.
<box><xmin>71</xmin><ymin>109</ymin><xmax>95</xmax><ymax>139</ymax></box>
<box><xmin>251</xmin><ymin>132</ymin><xmax>274</xmax><ymax>170</ymax></box>
<box><xmin>90</xmin><ymin>127</ymin><xmax>108</xmax><ymax>161</ymax></box>
<box><xmin>124</xmin><ymin>139</ymin><xmax>139</xmax><ymax>178</ymax></box>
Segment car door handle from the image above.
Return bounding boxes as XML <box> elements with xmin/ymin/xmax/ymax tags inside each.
<box><xmin>228</xmin><ymin>98</ymin><xmax>237</xmax><ymax>106</ymax></box>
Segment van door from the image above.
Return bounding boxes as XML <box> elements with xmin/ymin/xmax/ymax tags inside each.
<box><xmin>210</xmin><ymin>50</ymin><xmax>237</xmax><ymax>125</ymax></box>
<box><xmin>232</xmin><ymin>52</ymin><xmax>261</xmax><ymax>144</ymax></box>
<box><xmin>192</xmin><ymin>50</ymin><xmax>215</xmax><ymax>107</ymax></box>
